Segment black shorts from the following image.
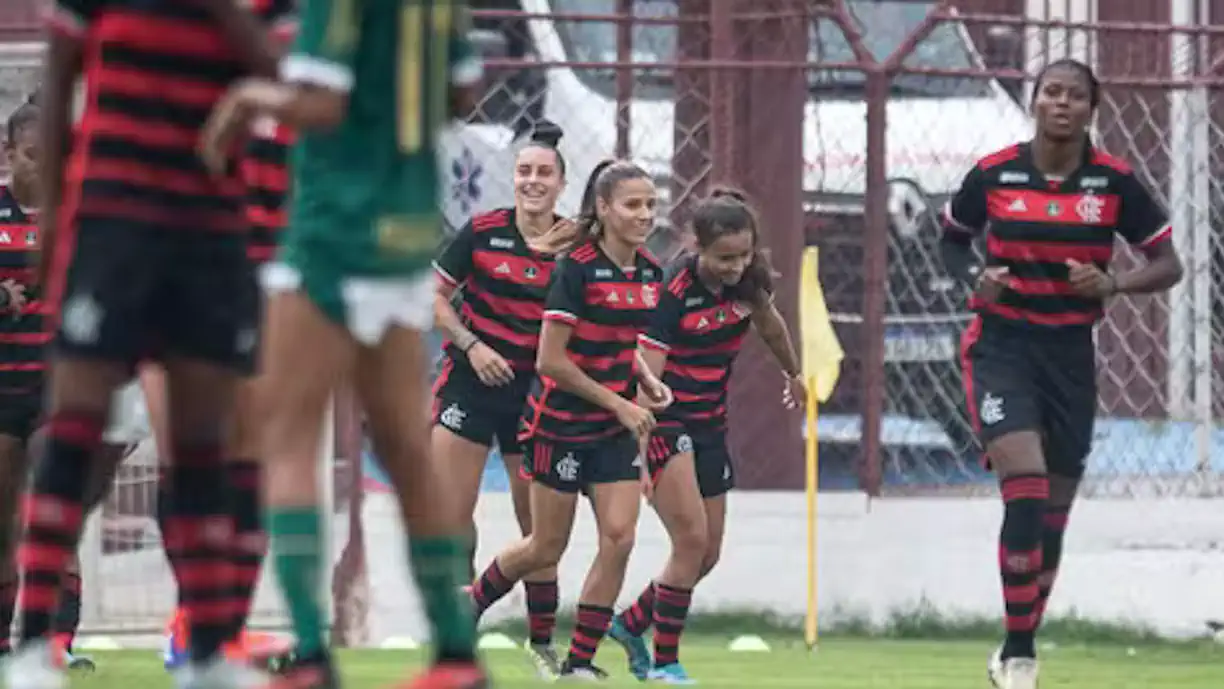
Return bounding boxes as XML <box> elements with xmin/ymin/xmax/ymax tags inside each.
<box><xmin>0</xmin><ymin>392</ymin><xmax>42</xmax><ymax>443</ymax></box>
<box><xmin>53</xmin><ymin>223</ymin><xmax>259</xmax><ymax>373</ymax></box>
<box><xmin>524</xmin><ymin>432</ymin><xmax>639</xmax><ymax>494</ymax></box>
<box><xmin>432</xmin><ymin>355</ymin><xmax>530</xmax><ymax>456</ymax></box>
<box><xmin>646</xmin><ymin>427</ymin><xmax>735</xmax><ymax>498</ymax></box>
<box><xmin>960</xmin><ymin>317</ymin><xmax>1096</xmax><ymax>479</ymax></box>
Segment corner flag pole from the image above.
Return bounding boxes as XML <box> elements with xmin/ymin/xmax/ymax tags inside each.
<box><xmin>804</xmin><ymin>377</ymin><xmax>819</xmax><ymax>650</ymax></box>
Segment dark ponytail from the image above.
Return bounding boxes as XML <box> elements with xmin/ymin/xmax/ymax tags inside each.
<box><xmin>692</xmin><ymin>186</ymin><xmax>776</xmax><ymax>305</ymax></box>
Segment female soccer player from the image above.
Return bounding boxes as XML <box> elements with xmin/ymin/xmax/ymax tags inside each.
<box><xmin>8</xmin><ymin>0</ymin><xmax>281</xmax><ymax>687</ymax></box>
<box><xmin>200</xmin><ymin>1</ymin><xmax>487</xmax><ymax>687</ymax></box>
<box><xmin>432</xmin><ymin>121</ymin><xmax>568</xmax><ymax>677</ymax></box>
<box><xmin>468</xmin><ymin>159</ymin><xmax>671</xmax><ymax>680</ymax></box>
<box><xmin>607</xmin><ymin>188</ymin><xmax>804</xmax><ymax>682</ymax></box>
<box><xmin>939</xmin><ymin>59</ymin><xmax>1182</xmax><ymax>689</ymax></box>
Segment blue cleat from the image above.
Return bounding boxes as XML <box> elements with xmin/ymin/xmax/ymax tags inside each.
<box><xmin>647</xmin><ymin>663</ymin><xmax>696</xmax><ymax>684</ymax></box>
<box><xmin>163</xmin><ymin>631</ymin><xmax>188</xmax><ymax>671</ymax></box>
<box><xmin>607</xmin><ymin>617</ymin><xmax>651</xmax><ymax>681</ymax></box>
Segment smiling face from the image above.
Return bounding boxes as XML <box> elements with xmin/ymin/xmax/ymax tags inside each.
<box><xmin>597</xmin><ymin>176</ymin><xmax>657</xmax><ymax>247</ymax></box>
<box><xmin>700</xmin><ymin>228</ymin><xmax>755</xmax><ymax>287</ymax></box>
<box><xmin>1032</xmin><ymin>63</ymin><xmax>1095</xmax><ymax>143</ymax></box>
<box><xmin>513</xmin><ymin>145</ymin><xmax>563</xmax><ymax>215</ymax></box>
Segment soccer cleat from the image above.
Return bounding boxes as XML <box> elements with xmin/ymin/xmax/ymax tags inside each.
<box><xmin>558</xmin><ymin>661</ymin><xmax>608</xmax><ymax>682</ymax></box>
<box><xmin>988</xmin><ymin>646</ymin><xmax>1039</xmax><ymax>689</ymax></box>
<box><xmin>4</xmin><ymin>640</ymin><xmax>66</xmax><ymax>689</ymax></box>
<box><xmin>401</xmin><ymin>661</ymin><xmax>489</xmax><ymax>689</ymax></box>
<box><xmin>607</xmin><ymin>617</ymin><xmax>652</xmax><ymax>681</ymax></box>
<box><xmin>62</xmin><ymin>650</ymin><xmax>96</xmax><ymax>672</ymax></box>
<box><xmin>258</xmin><ymin>651</ymin><xmax>338</xmax><ymax>689</ymax></box>
<box><xmin>646</xmin><ymin>663</ymin><xmax>695</xmax><ymax>684</ymax></box>
<box><xmin>174</xmin><ymin>656</ymin><xmax>269</xmax><ymax>689</ymax></box>
<box><xmin>522</xmin><ymin>639</ymin><xmax>562</xmax><ymax>681</ymax></box>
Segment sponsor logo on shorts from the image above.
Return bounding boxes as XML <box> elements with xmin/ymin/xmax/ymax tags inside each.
<box><xmin>61</xmin><ymin>294</ymin><xmax>102</xmax><ymax>345</ymax></box>
<box><xmin>676</xmin><ymin>433</ymin><xmax>693</xmax><ymax>454</ymax></box>
<box><xmin>439</xmin><ymin>403</ymin><xmax>466</xmax><ymax>431</ymax></box>
<box><xmin>979</xmin><ymin>392</ymin><xmax>1005</xmax><ymax>426</ymax></box>
<box><xmin>556</xmin><ymin>452</ymin><xmax>579</xmax><ymax>482</ymax></box>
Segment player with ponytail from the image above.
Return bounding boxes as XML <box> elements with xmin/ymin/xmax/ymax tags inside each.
<box><xmin>468</xmin><ymin>159</ymin><xmax>671</xmax><ymax>679</ymax></box>
<box><xmin>609</xmin><ymin>188</ymin><xmax>804</xmax><ymax>682</ymax></box>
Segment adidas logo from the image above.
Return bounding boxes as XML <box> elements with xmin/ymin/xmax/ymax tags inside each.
<box><xmin>1008</xmin><ymin>198</ymin><xmax>1027</xmax><ymax>213</ymax></box>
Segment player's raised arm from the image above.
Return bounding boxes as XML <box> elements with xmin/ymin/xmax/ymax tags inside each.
<box><xmin>448</xmin><ymin>2</ymin><xmax>483</xmax><ymax>118</ymax></box>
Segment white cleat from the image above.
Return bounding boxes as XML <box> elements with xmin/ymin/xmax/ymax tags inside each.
<box><xmin>987</xmin><ymin>647</ymin><xmax>1039</xmax><ymax>689</ymax></box>
<box><xmin>174</xmin><ymin>657</ymin><xmax>269</xmax><ymax>689</ymax></box>
<box><xmin>4</xmin><ymin>641</ymin><xmax>66</xmax><ymax>689</ymax></box>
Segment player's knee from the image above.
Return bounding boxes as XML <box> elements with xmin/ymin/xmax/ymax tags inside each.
<box><xmin>669</xmin><ymin>517</ymin><xmax>708</xmax><ymax>563</ymax></box>
<box><xmin>525</xmin><ymin>529</ymin><xmax>570</xmax><ymax>569</ymax></box>
<box><xmin>596</xmin><ymin>522</ymin><xmax>637</xmax><ymax>563</ymax></box>
<box><xmin>700</xmin><ymin>544</ymin><xmax>723</xmax><ymax>578</ymax></box>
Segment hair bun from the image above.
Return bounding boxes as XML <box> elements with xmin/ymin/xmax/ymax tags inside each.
<box><xmin>531</xmin><ymin>119</ymin><xmax>564</xmax><ymax>148</ymax></box>
<box><xmin>709</xmin><ymin>186</ymin><xmax>748</xmax><ymax>203</ymax></box>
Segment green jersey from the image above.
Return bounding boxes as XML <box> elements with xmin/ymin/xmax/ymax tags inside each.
<box><xmin>281</xmin><ymin>0</ymin><xmax>480</xmax><ymax>277</ymax></box>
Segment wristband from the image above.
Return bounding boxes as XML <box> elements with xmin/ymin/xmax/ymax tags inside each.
<box><xmin>458</xmin><ymin>335</ymin><xmax>479</xmax><ymax>353</ymax></box>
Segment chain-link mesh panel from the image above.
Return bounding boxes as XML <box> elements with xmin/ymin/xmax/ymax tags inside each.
<box><xmin>828</xmin><ymin>4</ymin><xmax>1224</xmax><ymax>497</ymax></box>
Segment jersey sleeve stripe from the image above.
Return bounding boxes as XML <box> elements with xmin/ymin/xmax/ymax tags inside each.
<box><xmin>1137</xmin><ymin>223</ymin><xmax>1172</xmax><ymax>248</ymax></box>
<box><xmin>451</xmin><ymin>56</ymin><xmax>484</xmax><ymax>87</ymax></box>
<box><xmin>543</xmin><ymin>309</ymin><xmax>578</xmax><ymax>325</ymax></box>
<box><xmin>432</xmin><ymin>261</ymin><xmax>460</xmax><ymax>287</ymax></box>
<box><xmin>638</xmin><ymin>334</ymin><xmax>670</xmax><ymax>352</ymax></box>
<box><xmin>281</xmin><ymin>55</ymin><xmax>354</xmax><ymax>92</ymax></box>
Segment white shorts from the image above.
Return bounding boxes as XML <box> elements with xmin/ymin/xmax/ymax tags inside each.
<box><xmin>260</xmin><ymin>262</ymin><xmax>435</xmax><ymax>346</ymax></box>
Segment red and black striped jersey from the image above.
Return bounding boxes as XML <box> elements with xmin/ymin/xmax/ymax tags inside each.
<box><xmin>0</xmin><ymin>188</ymin><xmax>48</xmax><ymax>394</ymax></box>
<box><xmin>942</xmin><ymin>142</ymin><xmax>1171</xmax><ymax>329</ymax></box>
<box><xmin>48</xmin><ymin>0</ymin><xmax>294</xmax><ymax>236</ymax></box>
<box><xmin>639</xmin><ymin>254</ymin><xmax>754</xmax><ymax>431</ymax></box>
<box><xmin>433</xmin><ymin>208</ymin><xmax>556</xmax><ymax>371</ymax></box>
<box><xmin>521</xmin><ymin>241</ymin><xmax>663</xmax><ymax>443</ymax></box>
<box><xmin>241</xmin><ymin>117</ymin><xmax>293</xmax><ymax>263</ymax></box>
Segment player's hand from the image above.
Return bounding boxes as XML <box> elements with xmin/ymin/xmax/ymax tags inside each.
<box><xmin>199</xmin><ymin>83</ymin><xmax>257</xmax><ymax>177</ymax></box>
<box><xmin>974</xmin><ymin>266</ymin><xmax>1011</xmax><ymax>303</ymax></box>
<box><xmin>615</xmin><ymin>399</ymin><xmax>656</xmax><ymax>439</ymax></box>
<box><xmin>528</xmin><ymin>218</ymin><xmax>579</xmax><ymax>255</ymax></box>
<box><xmin>0</xmin><ymin>280</ymin><xmax>28</xmax><ymax>315</ymax></box>
<box><xmin>782</xmin><ymin>374</ymin><xmax>806</xmax><ymax>410</ymax></box>
<box><xmin>637</xmin><ymin>375</ymin><xmax>673</xmax><ymax>412</ymax></box>
<box><xmin>466</xmin><ymin>342</ymin><xmax>515</xmax><ymax>387</ymax></box>
<box><xmin>1066</xmin><ymin>259</ymin><xmax>1117</xmax><ymax>298</ymax></box>
<box><xmin>639</xmin><ymin>462</ymin><xmax>654</xmax><ymax>501</ymax></box>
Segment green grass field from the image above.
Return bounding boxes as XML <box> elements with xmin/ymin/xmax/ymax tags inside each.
<box><xmin>64</xmin><ymin>638</ymin><xmax>1221</xmax><ymax>688</ymax></box>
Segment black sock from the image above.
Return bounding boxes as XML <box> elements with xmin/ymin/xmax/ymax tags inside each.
<box><xmin>1034</xmin><ymin>506</ymin><xmax>1070</xmax><ymax>629</ymax></box>
<box><xmin>998</xmin><ymin>474</ymin><xmax>1048</xmax><ymax>660</ymax></box>
<box><xmin>524</xmin><ymin>580</ymin><xmax>558</xmax><ymax>645</ymax></box>
<box><xmin>16</xmin><ymin>411</ymin><xmax>100</xmax><ymax>643</ymax></box>
<box><xmin>52</xmin><ymin>571</ymin><xmax>82</xmax><ymax>651</ymax></box>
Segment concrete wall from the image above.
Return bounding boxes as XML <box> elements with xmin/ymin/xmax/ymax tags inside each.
<box><xmin>358</xmin><ymin>491</ymin><xmax>1224</xmax><ymax>644</ymax></box>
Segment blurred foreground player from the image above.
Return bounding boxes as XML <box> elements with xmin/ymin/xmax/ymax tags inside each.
<box><xmin>610</xmin><ymin>189</ymin><xmax>804</xmax><ymax>682</ymax></box>
<box><xmin>0</xmin><ymin>103</ymin><xmax>92</xmax><ymax>673</ymax></box>
<box><xmin>200</xmin><ymin>1</ymin><xmax>487</xmax><ymax>687</ymax></box>
<box><xmin>939</xmin><ymin>59</ymin><xmax>1183</xmax><ymax>689</ymax></box>
<box><xmin>5</xmin><ymin>1</ymin><xmax>280</xmax><ymax>688</ymax></box>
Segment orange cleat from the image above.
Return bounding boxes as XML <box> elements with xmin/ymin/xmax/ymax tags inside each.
<box><xmin>400</xmin><ymin>661</ymin><xmax>489</xmax><ymax>689</ymax></box>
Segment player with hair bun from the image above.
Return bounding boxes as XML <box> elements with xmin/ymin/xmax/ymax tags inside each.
<box><xmin>940</xmin><ymin>58</ymin><xmax>1182</xmax><ymax>689</ymax></box>
<box><xmin>608</xmin><ymin>187</ymin><xmax>804</xmax><ymax>682</ymax></box>
<box><xmin>469</xmin><ymin>159</ymin><xmax>671</xmax><ymax>680</ymax></box>
<box><xmin>432</xmin><ymin>120</ymin><xmax>569</xmax><ymax>677</ymax></box>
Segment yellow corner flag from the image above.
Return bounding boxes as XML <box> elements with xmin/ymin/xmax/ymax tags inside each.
<box><xmin>799</xmin><ymin>246</ymin><xmax>843</xmax><ymax>650</ymax></box>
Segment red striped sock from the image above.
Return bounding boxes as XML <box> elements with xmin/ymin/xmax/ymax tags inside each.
<box><xmin>524</xmin><ymin>580</ymin><xmax>558</xmax><ymax>645</ymax></box>
<box><xmin>652</xmin><ymin>584</ymin><xmax>693</xmax><ymax>667</ymax></box>
<box><xmin>566</xmin><ymin>604</ymin><xmax>612</xmax><ymax>667</ymax></box>
<box><xmin>1034</xmin><ymin>506</ymin><xmax>1070</xmax><ymax>627</ymax></box>
<box><xmin>15</xmin><ymin>411</ymin><xmax>99</xmax><ymax>644</ymax></box>
<box><xmin>998</xmin><ymin>474</ymin><xmax>1048</xmax><ymax>660</ymax></box>
<box><xmin>471</xmin><ymin>559</ymin><xmax>515</xmax><ymax>617</ymax></box>
<box><xmin>617</xmin><ymin>582</ymin><xmax>656</xmax><ymax>636</ymax></box>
